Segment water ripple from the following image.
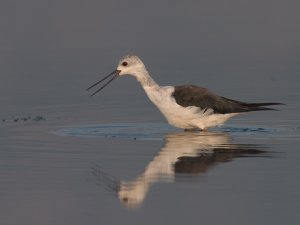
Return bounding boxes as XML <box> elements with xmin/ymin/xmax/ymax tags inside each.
<box><xmin>54</xmin><ymin>122</ymin><xmax>300</xmax><ymax>140</ymax></box>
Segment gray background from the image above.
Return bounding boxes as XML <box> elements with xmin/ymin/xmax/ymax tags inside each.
<box><xmin>0</xmin><ymin>1</ymin><xmax>299</xmax><ymax>225</ymax></box>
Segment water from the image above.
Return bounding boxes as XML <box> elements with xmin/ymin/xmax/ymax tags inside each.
<box><xmin>1</xmin><ymin>1</ymin><xmax>300</xmax><ymax>224</ymax></box>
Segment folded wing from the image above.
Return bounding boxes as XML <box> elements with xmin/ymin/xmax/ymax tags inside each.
<box><xmin>172</xmin><ymin>85</ymin><xmax>283</xmax><ymax>114</ymax></box>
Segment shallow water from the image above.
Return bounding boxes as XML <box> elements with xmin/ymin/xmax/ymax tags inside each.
<box><xmin>1</xmin><ymin>114</ymin><xmax>300</xmax><ymax>225</ymax></box>
<box><xmin>1</xmin><ymin>1</ymin><xmax>300</xmax><ymax>224</ymax></box>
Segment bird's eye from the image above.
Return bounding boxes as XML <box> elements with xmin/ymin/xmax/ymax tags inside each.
<box><xmin>122</xmin><ymin>61</ymin><xmax>128</xmax><ymax>66</ymax></box>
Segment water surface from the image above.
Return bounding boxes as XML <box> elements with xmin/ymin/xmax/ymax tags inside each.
<box><xmin>1</xmin><ymin>1</ymin><xmax>300</xmax><ymax>225</ymax></box>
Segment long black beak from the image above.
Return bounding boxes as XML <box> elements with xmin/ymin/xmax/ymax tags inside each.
<box><xmin>87</xmin><ymin>70</ymin><xmax>121</xmax><ymax>96</ymax></box>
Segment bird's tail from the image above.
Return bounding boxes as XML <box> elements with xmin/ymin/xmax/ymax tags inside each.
<box><xmin>221</xmin><ymin>97</ymin><xmax>284</xmax><ymax>112</ymax></box>
<box><xmin>245</xmin><ymin>102</ymin><xmax>284</xmax><ymax>111</ymax></box>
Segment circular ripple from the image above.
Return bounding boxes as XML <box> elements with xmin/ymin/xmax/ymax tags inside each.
<box><xmin>55</xmin><ymin>123</ymin><xmax>177</xmax><ymax>140</ymax></box>
<box><xmin>218</xmin><ymin>124</ymin><xmax>300</xmax><ymax>139</ymax></box>
<box><xmin>54</xmin><ymin>122</ymin><xmax>300</xmax><ymax>140</ymax></box>
<box><xmin>220</xmin><ymin>126</ymin><xmax>277</xmax><ymax>133</ymax></box>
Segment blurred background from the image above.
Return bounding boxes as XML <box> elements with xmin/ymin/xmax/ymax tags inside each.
<box><xmin>1</xmin><ymin>1</ymin><xmax>300</xmax><ymax>225</ymax></box>
<box><xmin>0</xmin><ymin>0</ymin><xmax>299</xmax><ymax>122</ymax></box>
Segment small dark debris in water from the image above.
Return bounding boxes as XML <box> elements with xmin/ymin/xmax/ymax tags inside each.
<box><xmin>1</xmin><ymin>116</ymin><xmax>45</xmax><ymax>123</ymax></box>
<box><xmin>32</xmin><ymin>116</ymin><xmax>46</xmax><ymax>122</ymax></box>
<box><xmin>21</xmin><ymin>116</ymin><xmax>31</xmax><ymax>122</ymax></box>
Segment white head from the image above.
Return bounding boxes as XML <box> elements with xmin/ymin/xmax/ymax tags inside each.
<box><xmin>87</xmin><ymin>54</ymin><xmax>149</xmax><ymax>96</ymax></box>
<box><xmin>116</xmin><ymin>54</ymin><xmax>146</xmax><ymax>77</ymax></box>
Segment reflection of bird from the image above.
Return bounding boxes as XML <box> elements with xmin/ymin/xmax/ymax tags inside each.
<box><xmin>87</xmin><ymin>55</ymin><xmax>283</xmax><ymax>130</ymax></box>
<box><xmin>92</xmin><ymin>131</ymin><xmax>267</xmax><ymax>209</ymax></box>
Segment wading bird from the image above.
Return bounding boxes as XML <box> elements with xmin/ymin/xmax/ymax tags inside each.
<box><xmin>87</xmin><ymin>55</ymin><xmax>282</xmax><ymax>130</ymax></box>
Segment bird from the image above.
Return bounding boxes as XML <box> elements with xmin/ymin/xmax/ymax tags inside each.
<box><xmin>93</xmin><ymin>131</ymin><xmax>266</xmax><ymax>208</ymax></box>
<box><xmin>87</xmin><ymin>54</ymin><xmax>283</xmax><ymax>131</ymax></box>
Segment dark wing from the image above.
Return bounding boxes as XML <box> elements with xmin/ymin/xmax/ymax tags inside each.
<box><xmin>172</xmin><ymin>85</ymin><xmax>283</xmax><ymax>114</ymax></box>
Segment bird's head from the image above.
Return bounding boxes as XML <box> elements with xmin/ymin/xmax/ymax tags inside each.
<box><xmin>87</xmin><ymin>54</ymin><xmax>146</xmax><ymax>96</ymax></box>
<box><xmin>117</xmin><ymin>54</ymin><xmax>145</xmax><ymax>77</ymax></box>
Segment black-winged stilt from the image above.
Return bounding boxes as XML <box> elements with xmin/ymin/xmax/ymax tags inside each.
<box><xmin>87</xmin><ymin>55</ymin><xmax>283</xmax><ymax>130</ymax></box>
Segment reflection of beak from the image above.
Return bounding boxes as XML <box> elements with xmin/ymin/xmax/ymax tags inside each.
<box><xmin>87</xmin><ymin>70</ymin><xmax>121</xmax><ymax>96</ymax></box>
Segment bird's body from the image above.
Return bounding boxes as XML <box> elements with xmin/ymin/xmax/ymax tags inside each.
<box><xmin>142</xmin><ymin>84</ymin><xmax>238</xmax><ymax>130</ymax></box>
<box><xmin>87</xmin><ymin>54</ymin><xmax>282</xmax><ymax>130</ymax></box>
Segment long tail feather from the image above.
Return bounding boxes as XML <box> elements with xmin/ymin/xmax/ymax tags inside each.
<box><xmin>221</xmin><ymin>97</ymin><xmax>284</xmax><ymax>112</ymax></box>
<box><xmin>247</xmin><ymin>102</ymin><xmax>284</xmax><ymax>107</ymax></box>
<box><xmin>245</xmin><ymin>102</ymin><xmax>284</xmax><ymax>111</ymax></box>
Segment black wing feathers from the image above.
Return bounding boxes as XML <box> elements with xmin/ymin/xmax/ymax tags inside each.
<box><xmin>172</xmin><ymin>85</ymin><xmax>283</xmax><ymax>114</ymax></box>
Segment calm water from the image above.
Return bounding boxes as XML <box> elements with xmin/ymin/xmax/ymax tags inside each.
<box><xmin>1</xmin><ymin>1</ymin><xmax>300</xmax><ymax>225</ymax></box>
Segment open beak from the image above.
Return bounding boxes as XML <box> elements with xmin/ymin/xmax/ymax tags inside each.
<box><xmin>87</xmin><ymin>70</ymin><xmax>121</xmax><ymax>96</ymax></box>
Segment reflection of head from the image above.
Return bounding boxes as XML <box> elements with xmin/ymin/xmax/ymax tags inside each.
<box><xmin>93</xmin><ymin>131</ymin><xmax>267</xmax><ymax>209</ymax></box>
<box><xmin>118</xmin><ymin>179</ymin><xmax>148</xmax><ymax>209</ymax></box>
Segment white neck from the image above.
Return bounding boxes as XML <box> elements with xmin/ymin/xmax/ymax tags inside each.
<box><xmin>132</xmin><ymin>67</ymin><xmax>159</xmax><ymax>88</ymax></box>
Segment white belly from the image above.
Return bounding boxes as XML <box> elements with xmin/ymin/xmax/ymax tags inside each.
<box><xmin>143</xmin><ymin>86</ymin><xmax>239</xmax><ymax>130</ymax></box>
